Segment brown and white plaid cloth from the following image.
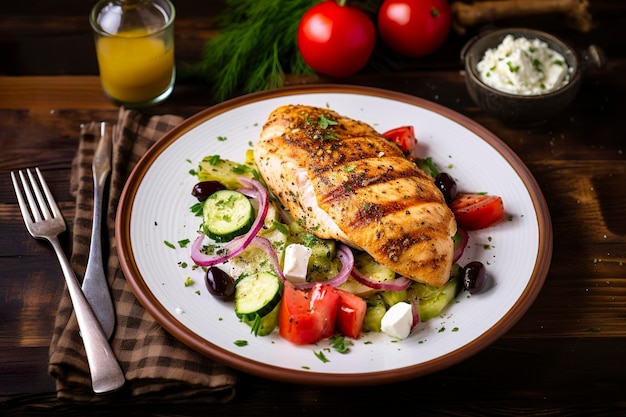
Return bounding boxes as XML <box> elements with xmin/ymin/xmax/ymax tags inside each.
<box><xmin>48</xmin><ymin>108</ymin><xmax>239</xmax><ymax>403</ymax></box>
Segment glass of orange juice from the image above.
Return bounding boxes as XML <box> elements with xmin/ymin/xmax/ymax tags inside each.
<box><xmin>90</xmin><ymin>0</ymin><xmax>175</xmax><ymax>108</ymax></box>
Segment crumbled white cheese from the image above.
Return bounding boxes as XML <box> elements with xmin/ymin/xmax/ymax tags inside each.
<box><xmin>283</xmin><ymin>243</ymin><xmax>312</xmax><ymax>284</ymax></box>
<box><xmin>175</xmin><ymin>307</ymin><xmax>185</xmax><ymax>314</ymax></box>
<box><xmin>477</xmin><ymin>34</ymin><xmax>571</xmax><ymax>95</ymax></box>
<box><xmin>381</xmin><ymin>302</ymin><xmax>413</xmax><ymax>340</ymax></box>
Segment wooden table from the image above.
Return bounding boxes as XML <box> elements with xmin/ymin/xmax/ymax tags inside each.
<box><xmin>2</xmin><ymin>1</ymin><xmax>626</xmax><ymax>415</ymax></box>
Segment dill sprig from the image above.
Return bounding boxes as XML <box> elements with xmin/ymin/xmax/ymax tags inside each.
<box><xmin>188</xmin><ymin>0</ymin><xmax>316</xmax><ymax>102</ymax></box>
<box><xmin>185</xmin><ymin>0</ymin><xmax>383</xmax><ymax>102</ymax></box>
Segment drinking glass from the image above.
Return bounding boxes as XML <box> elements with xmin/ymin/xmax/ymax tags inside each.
<box><xmin>90</xmin><ymin>0</ymin><xmax>175</xmax><ymax>108</ymax></box>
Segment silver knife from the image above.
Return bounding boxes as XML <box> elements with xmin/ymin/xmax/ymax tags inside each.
<box><xmin>82</xmin><ymin>122</ymin><xmax>115</xmax><ymax>339</ymax></box>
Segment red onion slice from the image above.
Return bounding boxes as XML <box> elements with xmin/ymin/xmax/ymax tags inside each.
<box><xmin>247</xmin><ymin>235</ymin><xmax>285</xmax><ymax>281</ymax></box>
<box><xmin>191</xmin><ymin>177</ymin><xmax>269</xmax><ymax>267</ymax></box>
<box><xmin>351</xmin><ymin>267</ymin><xmax>412</xmax><ymax>291</ymax></box>
<box><xmin>294</xmin><ymin>244</ymin><xmax>354</xmax><ymax>290</ymax></box>
<box><xmin>452</xmin><ymin>227</ymin><xmax>469</xmax><ymax>263</ymax></box>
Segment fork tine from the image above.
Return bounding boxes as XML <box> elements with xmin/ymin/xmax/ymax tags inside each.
<box><xmin>32</xmin><ymin>167</ymin><xmax>62</xmax><ymax>220</ymax></box>
<box><xmin>11</xmin><ymin>170</ymin><xmax>35</xmax><ymax>227</ymax></box>
<box><xmin>26</xmin><ymin>168</ymin><xmax>52</xmax><ymax>221</ymax></box>
<box><xmin>19</xmin><ymin>169</ymin><xmax>44</xmax><ymax>223</ymax></box>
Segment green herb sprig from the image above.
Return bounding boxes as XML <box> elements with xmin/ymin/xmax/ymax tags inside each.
<box><xmin>185</xmin><ymin>0</ymin><xmax>316</xmax><ymax>102</ymax></box>
<box><xmin>184</xmin><ymin>0</ymin><xmax>383</xmax><ymax>102</ymax></box>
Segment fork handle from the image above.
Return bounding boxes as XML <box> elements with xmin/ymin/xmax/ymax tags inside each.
<box><xmin>49</xmin><ymin>235</ymin><xmax>125</xmax><ymax>394</ymax></box>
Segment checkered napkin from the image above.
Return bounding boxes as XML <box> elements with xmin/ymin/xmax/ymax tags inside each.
<box><xmin>48</xmin><ymin>108</ymin><xmax>238</xmax><ymax>403</ymax></box>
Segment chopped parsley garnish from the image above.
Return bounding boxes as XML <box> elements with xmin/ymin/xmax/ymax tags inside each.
<box><xmin>305</xmin><ymin>113</ymin><xmax>341</xmax><ymax>141</ymax></box>
<box><xmin>204</xmin><ymin>155</ymin><xmax>222</xmax><ymax>165</ymax></box>
<box><xmin>317</xmin><ymin>114</ymin><xmax>338</xmax><ymax>129</ymax></box>
<box><xmin>414</xmin><ymin>157</ymin><xmax>439</xmax><ymax>178</ymax></box>
<box><xmin>506</xmin><ymin>61</ymin><xmax>520</xmax><ymax>73</ymax></box>
<box><xmin>314</xmin><ymin>132</ymin><xmax>340</xmax><ymax>141</ymax></box>
<box><xmin>234</xmin><ymin>340</ymin><xmax>248</xmax><ymax>347</ymax></box>
<box><xmin>190</xmin><ymin>202</ymin><xmax>203</xmax><ymax>216</ymax></box>
<box><xmin>249</xmin><ymin>314</ymin><xmax>262</xmax><ymax>336</ymax></box>
<box><xmin>302</xmin><ymin>233</ymin><xmax>319</xmax><ymax>247</ymax></box>
<box><xmin>314</xmin><ymin>350</ymin><xmax>330</xmax><ymax>363</ymax></box>
<box><xmin>330</xmin><ymin>336</ymin><xmax>352</xmax><ymax>353</ymax></box>
<box><xmin>273</xmin><ymin>220</ymin><xmax>289</xmax><ymax>235</ymax></box>
<box><xmin>164</xmin><ymin>240</ymin><xmax>175</xmax><ymax>249</ymax></box>
<box><xmin>231</xmin><ymin>164</ymin><xmax>249</xmax><ymax>174</ymax></box>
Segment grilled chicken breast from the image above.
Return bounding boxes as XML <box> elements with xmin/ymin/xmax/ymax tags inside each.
<box><xmin>254</xmin><ymin>104</ymin><xmax>457</xmax><ymax>287</ymax></box>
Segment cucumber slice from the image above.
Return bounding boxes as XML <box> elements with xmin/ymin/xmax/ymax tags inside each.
<box><xmin>229</xmin><ymin>199</ymin><xmax>288</xmax><ymax>279</ymax></box>
<box><xmin>362</xmin><ymin>296</ymin><xmax>387</xmax><ymax>332</ymax></box>
<box><xmin>241</xmin><ymin>301</ymin><xmax>280</xmax><ymax>336</ymax></box>
<box><xmin>413</xmin><ymin>276</ymin><xmax>462</xmax><ymax>322</ymax></box>
<box><xmin>286</xmin><ymin>221</ymin><xmax>337</xmax><ymax>281</ymax></box>
<box><xmin>197</xmin><ymin>155</ymin><xmax>255</xmax><ymax>190</ymax></box>
<box><xmin>380</xmin><ymin>289</ymin><xmax>409</xmax><ymax>307</ymax></box>
<box><xmin>235</xmin><ymin>272</ymin><xmax>283</xmax><ymax>321</ymax></box>
<box><xmin>340</xmin><ymin>252</ymin><xmax>397</xmax><ymax>296</ymax></box>
<box><xmin>203</xmin><ymin>190</ymin><xmax>254</xmax><ymax>242</ymax></box>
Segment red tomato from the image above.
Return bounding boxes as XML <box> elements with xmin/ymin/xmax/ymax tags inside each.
<box><xmin>381</xmin><ymin>125</ymin><xmax>417</xmax><ymax>152</ymax></box>
<box><xmin>335</xmin><ymin>289</ymin><xmax>367</xmax><ymax>339</ymax></box>
<box><xmin>377</xmin><ymin>0</ymin><xmax>451</xmax><ymax>58</ymax></box>
<box><xmin>279</xmin><ymin>281</ymin><xmax>340</xmax><ymax>345</ymax></box>
<box><xmin>297</xmin><ymin>1</ymin><xmax>376</xmax><ymax>78</ymax></box>
<box><xmin>449</xmin><ymin>193</ymin><xmax>505</xmax><ymax>230</ymax></box>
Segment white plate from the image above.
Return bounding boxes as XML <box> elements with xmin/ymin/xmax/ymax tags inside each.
<box><xmin>116</xmin><ymin>85</ymin><xmax>552</xmax><ymax>385</ymax></box>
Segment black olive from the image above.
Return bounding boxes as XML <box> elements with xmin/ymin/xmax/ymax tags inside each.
<box><xmin>435</xmin><ymin>172</ymin><xmax>457</xmax><ymax>204</ymax></box>
<box><xmin>205</xmin><ymin>267</ymin><xmax>235</xmax><ymax>299</ymax></box>
<box><xmin>192</xmin><ymin>181</ymin><xmax>227</xmax><ymax>202</ymax></box>
<box><xmin>462</xmin><ymin>261</ymin><xmax>487</xmax><ymax>294</ymax></box>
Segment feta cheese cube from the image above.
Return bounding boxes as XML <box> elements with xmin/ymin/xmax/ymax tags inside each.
<box><xmin>381</xmin><ymin>302</ymin><xmax>414</xmax><ymax>340</ymax></box>
<box><xmin>283</xmin><ymin>243</ymin><xmax>312</xmax><ymax>284</ymax></box>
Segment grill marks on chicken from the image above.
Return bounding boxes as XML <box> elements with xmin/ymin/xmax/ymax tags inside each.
<box><xmin>255</xmin><ymin>104</ymin><xmax>457</xmax><ymax>287</ymax></box>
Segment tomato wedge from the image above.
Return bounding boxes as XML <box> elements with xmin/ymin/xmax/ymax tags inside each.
<box><xmin>449</xmin><ymin>193</ymin><xmax>505</xmax><ymax>230</ymax></box>
<box><xmin>335</xmin><ymin>289</ymin><xmax>367</xmax><ymax>339</ymax></box>
<box><xmin>381</xmin><ymin>125</ymin><xmax>417</xmax><ymax>153</ymax></box>
<box><xmin>279</xmin><ymin>281</ymin><xmax>340</xmax><ymax>345</ymax></box>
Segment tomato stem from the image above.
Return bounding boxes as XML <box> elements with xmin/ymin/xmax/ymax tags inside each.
<box><xmin>336</xmin><ymin>0</ymin><xmax>347</xmax><ymax>7</ymax></box>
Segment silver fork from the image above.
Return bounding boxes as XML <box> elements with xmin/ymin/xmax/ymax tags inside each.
<box><xmin>11</xmin><ymin>167</ymin><xmax>125</xmax><ymax>394</ymax></box>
